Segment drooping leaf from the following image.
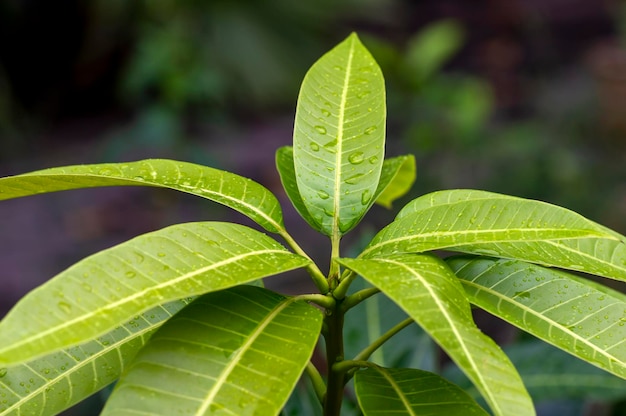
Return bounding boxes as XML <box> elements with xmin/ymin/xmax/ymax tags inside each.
<box><xmin>373</xmin><ymin>155</ymin><xmax>416</xmax><ymax>209</ymax></box>
<box><xmin>101</xmin><ymin>286</ymin><xmax>323</xmax><ymax>416</ymax></box>
<box><xmin>447</xmin><ymin>256</ymin><xmax>626</xmax><ymax>379</ymax></box>
<box><xmin>0</xmin><ymin>222</ymin><xmax>309</xmax><ymax>365</ymax></box>
<box><xmin>444</xmin><ymin>340</ymin><xmax>626</xmax><ymax>404</ymax></box>
<box><xmin>0</xmin><ymin>159</ymin><xmax>285</xmax><ymax>232</ymax></box>
<box><xmin>338</xmin><ymin>255</ymin><xmax>534</xmax><ymax>416</ymax></box>
<box><xmin>355</xmin><ymin>367</ymin><xmax>488</xmax><ymax>416</ymax></box>
<box><xmin>275</xmin><ymin>146</ymin><xmax>323</xmax><ymax>232</ymax></box>
<box><xmin>0</xmin><ymin>299</ymin><xmax>191</xmax><ymax>416</ymax></box>
<box><xmin>293</xmin><ymin>32</ymin><xmax>386</xmax><ymax>237</ymax></box>
<box><xmin>363</xmin><ymin>190</ymin><xmax>626</xmax><ymax>281</ymax></box>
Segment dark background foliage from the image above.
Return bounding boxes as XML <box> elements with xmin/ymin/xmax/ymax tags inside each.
<box><xmin>0</xmin><ymin>1</ymin><xmax>625</xmax><ymax>414</ymax></box>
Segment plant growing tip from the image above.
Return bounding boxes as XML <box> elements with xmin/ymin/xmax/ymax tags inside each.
<box><xmin>0</xmin><ymin>32</ymin><xmax>624</xmax><ymax>416</ymax></box>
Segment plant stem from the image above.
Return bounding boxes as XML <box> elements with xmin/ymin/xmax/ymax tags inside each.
<box><xmin>295</xmin><ymin>293</ymin><xmax>336</xmax><ymax>309</ymax></box>
<box><xmin>279</xmin><ymin>229</ymin><xmax>329</xmax><ymax>293</ymax></box>
<box><xmin>341</xmin><ymin>287</ymin><xmax>380</xmax><ymax>311</ymax></box>
<box><xmin>331</xmin><ymin>270</ymin><xmax>356</xmax><ymax>300</ymax></box>
<box><xmin>305</xmin><ymin>361</ymin><xmax>326</xmax><ymax>405</ymax></box>
<box><xmin>323</xmin><ymin>301</ymin><xmax>345</xmax><ymax>416</ymax></box>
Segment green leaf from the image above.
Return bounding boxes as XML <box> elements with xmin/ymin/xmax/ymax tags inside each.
<box><xmin>355</xmin><ymin>367</ymin><xmax>489</xmax><ymax>416</ymax></box>
<box><xmin>0</xmin><ymin>222</ymin><xmax>309</xmax><ymax>366</ymax></box>
<box><xmin>447</xmin><ymin>256</ymin><xmax>626</xmax><ymax>379</ymax></box>
<box><xmin>444</xmin><ymin>340</ymin><xmax>626</xmax><ymax>404</ymax></box>
<box><xmin>363</xmin><ymin>190</ymin><xmax>626</xmax><ymax>281</ymax></box>
<box><xmin>373</xmin><ymin>155</ymin><xmax>416</xmax><ymax>209</ymax></box>
<box><xmin>0</xmin><ymin>299</ymin><xmax>191</xmax><ymax>416</ymax></box>
<box><xmin>275</xmin><ymin>146</ymin><xmax>323</xmax><ymax>232</ymax></box>
<box><xmin>338</xmin><ymin>255</ymin><xmax>534</xmax><ymax>416</ymax></box>
<box><xmin>293</xmin><ymin>33</ymin><xmax>386</xmax><ymax>237</ymax></box>
<box><xmin>101</xmin><ymin>286</ymin><xmax>323</xmax><ymax>416</ymax></box>
<box><xmin>0</xmin><ymin>159</ymin><xmax>285</xmax><ymax>233</ymax></box>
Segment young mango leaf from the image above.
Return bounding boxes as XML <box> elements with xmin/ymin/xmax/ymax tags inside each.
<box><xmin>338</xmin><ymin>255</ymin><xmax>534</xmax><ymax>416</ymax></box>
<box><xmin>0</xmin><ymin>159</ymin><xmax>285</xmax><ymax>233</ymax></box>
<box><xmin>447</xmin><ymin>256</ymin><xmax>626</xmax><ymax>379</ymax></box>
<box><xmin>293</xmin><ymin>33</ymin><xmax>385</xmax><ymax>237</ymax></box>
<box><xmin>373</xmin><ymin>155</ymin><xmax>416</xmax><ymax>209</ymax></box>
<box><xmin>355</xmin><ymin>367</ymin><xmax>488</xmax><ymax>416</ymax></box>
<box><xmin>0</xmin><ymin>299</ymin><xmax>191</xmax><ymax>416</ymax></box>
<box><xmin>101</xmin><ymin>286</ymin><xmax>323</xmax><ymax>416</ymax></box>
<box><xmin>444</xmin><ymin>340</ymin><xmax>626</xmax><ymax>404</ymax></box>
<box><xmin>363</xmin><ymin>190</ymin><xmax>626</xmax><ymax>281</ymax></box>
<box><xmin>275</xmin><ymin>146</ymin><xmax>323</xmax><ymax>232</ymax></box>
<box><xmin>0</xmin><ymin>222</ymin><xmax>309</xmax><ymax>366</ymax></box>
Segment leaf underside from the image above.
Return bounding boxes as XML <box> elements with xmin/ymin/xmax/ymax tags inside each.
<box><xmin>0</xmin><ymin>299</ymin><xmax>191</xmax><ymax>416</ymax></box>
<box><xmin>355</xmin><ymin>367</ymin><xmax>489</xmax><ymax>416</ymax></box>
<box><xmin>0</xmin><ymin>222</ymin><xmax>309</xmax><ymax>366</ymax></box>
<box><xmin>101</xmin><ymin>286</ymin><xmax>323</xmax><ymax>416</ymax></box>
<box><xmin>293</xmin><ymin>32</ymin><xmax>386</xmax><ymax>236</ymax></box>
<box><xmin>338</xmin><ymin>255</ymin><xmax>535</xmax><ymax>416</ymax></box>
<box><xmin>373</xmin><ymin>155</ymin><xmax>416</xmax><ymax>209</ymax></box>
<box><xmin>0</xmin><ymin>159</ymin><xmax>285</xmax><ymax>232</ymax></box>
<box><xmin>448</xmin><ymin>256</ymin><xmax>626</xmax><ymax>379</ymax></box>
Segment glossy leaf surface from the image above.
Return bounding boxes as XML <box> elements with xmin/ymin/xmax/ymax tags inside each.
<box><xmin>448</xmin><ymin>256</ymin><xmax>626</xmax><ymax>379</ymax></box>
<box><xmin>363</xmin><ymin>190</ymin><xmax>625</xmax><ymax>281</ymax></box>
<box><xmin>373</xmin><ymin>155</ymin><xmax>416</xmax><ymax>209</ymax></box>
<box><xmin>0</xmin><ymin>222</ymin><xmax>309</xmax><ymax>365</ymax></box>
<box><xmin>0</xmin><ymin>159</ymin><xmax>285</xmax><ymax>232</ymax></box>
<box><xmin>355</xmin><ymin>367</ymin><xmax>488</xmax><ymax>416</ymax></box>
<box><xmin>338</xmin><ymin>255</ymin><xmax>534</xmax><ymax>416</ymax></box>
<box><xmin>101</xmin><ymin>286</ymin><xmax>323</xmax><ymax>416</ymax></box>
<box><xmin>275</xmin><ymin>146</ymin><xmax>323</xmax><ymax>232</ymax></box>
<box><xmin>293</xmin><ymin>33</ymin><xmax>385</xmax><ymax>236</ymax></box>
<box><xmin>0</xmin><ymin>299</ymin><xmax>190</xmax><ymax>416</ymax></box>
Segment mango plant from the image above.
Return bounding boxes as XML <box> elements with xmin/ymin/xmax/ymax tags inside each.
<box><xmin>0</xmin><ymin>33</ymin><xmax>625</xmax><ymax>416</ymax></box>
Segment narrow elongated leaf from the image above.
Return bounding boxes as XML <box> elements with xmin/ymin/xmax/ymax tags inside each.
<box><xmin>338</xmin><ymin>255</ymin><xmax>534</xmax><ymax>416</ymax></box>
<box><xmin>373</xmin><ymin>155</ymin><xmax>416</xmax><ymax>209</ymax></box>
<box><xmin>101</xmin><ymin>286</ymin><xmax>323</xmax><ymax>416</ymax></box>
<box><xmin>0</xmin><ymin>299</ymin><xmax>191</xmax><ymax>416</ymax></box>
<box><xmin>447</xmin><ymin>256</ymin><xmax>626</xmax><ymax>379</ymax></box>
<box><xmin>362</xmin><ymin>190</ymin><xmax>625</xmax><ymax>281</ymax></box>
<box><xmin>0</xmin><ymin>159</ymin><xmax>285</xmax><ymax>232</ymax></box>
<box><xmin>444</xmin><ymin>340</ymin><xmax>626</xmax><ymax>404</ymax></box>
<box><xmin>293</xmin><ymin>33</ymin><xmax>385</xmax><ymax>236</ymax></box>
<box><xmin>355</xmin><ymin>367</ymin><xmax>488</xmax><ymax>416</ymax></box>
<box><xmin>275</xmin><ymin>146</ymin><xmax>323</xmax><ymax>232</ymax></box>
<box><xmin>0</xmin><ymin>222</ymin><xmax>309</xmax><ymax>365</ymax></box>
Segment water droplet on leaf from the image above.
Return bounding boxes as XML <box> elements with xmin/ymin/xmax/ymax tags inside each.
<box><xmin>321</xmin><ymin>109</ymin><xmax>331</xmax><ymax>117</ymax></box>
<box><xmin>310</xmin><ymin>142</ymin><xmax>320</xmax><ymax>152</ymax></box>
<box><xmin>357</xmin><ymin>91</ymin><xmax>371</xmax><ymax>99</ymax></box>
<box><xmin>368</xmin><ymin>156</ymin><xmax>379</xmax><ymax>164</ymax></box>
<box><xmin>348</xmin><ymin>152</ymin><xmax>364</xmax><ymax>164</ymax></box>
<box><xmin>318</xmin><ymin>191</ymin><xmax>329</xmax><ymax>200</ymax></box>
<box><xmin>58</xmin><ymin>301</ymin><xmax>72</xmax><ymax>314</ymax></box>
<box><xmin>364</xmin><ymin>126</ymin><xmax>377</xmax><ymax>135</ymax></box>
<box><xmin>314</xmin><ymin>125</ymin><xmax>327</xmax><ymax>135</ymax></box>
<box><xmin>98</xmin><ymin>168</ymin><xmax>112</xmax><ymax>175</ymax></box>
<box><xmin>345</xmin><ymin>173</ymin><xmax>365</xmax><ymax>185</ymax></box>
<box><xmin>125</xmin><ymin>271</ymin><xmax>136</xmax><ymax>279</ymax></box>
<box><xmin>361</xmin><ymin>190</ymin><xmax>371</xmax><ymax>205</ymax></box>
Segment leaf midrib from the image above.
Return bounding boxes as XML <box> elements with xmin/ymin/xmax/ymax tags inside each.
<box><xmin>372</xmin><ymin>367</ymin><xmax>417</xmax><ymax>416</ymax></box>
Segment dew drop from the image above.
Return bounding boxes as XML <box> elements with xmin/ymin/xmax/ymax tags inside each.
<box><xmin>133</xmin><ymin>176</ymin><xmax>145</xmax><ymax>181</ymax></box>
<box><xmin>206</xmin><ymin>240</ymin><xmax>219</xmax><ymax>247</ymax></box>
<box><xmin>361</xmin><ymin>190</ymin><xmax>372</xmax><ymax>205</ymax></box>
<box><xmin>157</xmin><ymin>252</ymin><xmax>166</xmax><ymax>258</ymax></box>
<box><xmin>323</xmin><ymin>208</ymin><xmax>334</xmax><ymax>217</ymax></box>
<box><xmin>364</xmin><ymin>126</ymin><xmax>377</xmax><ymax>135</ymax></box>
<box><xmin>333</xmin><ymin>65</ymin><xmax>343</xmax><ymax>71</ymax></box>
<box><xmin>348</xmin><ymin>152</ymin><xmax>364</xmax><ymax>165</ymax></box>
<box><xmin>357</xmin><ymin>91</ymin><xmax>371</xmax><ymax>99</ymax></box>
<box><xmin>58</xmin><ymin>301</ymin><xmax>72</xmax><ymax>314</ymax></box>
<box><xmin>318</xmin><ymin>191</ymin><xmax>330</xmax><ymax>200</ymax></box>
<box><xmin>134</xmin><ymin>252</ymin><xmax>145</xmax><ymax>264</ymax></box>
<box><xmin>125</xmin><ymin>271</ymin><xmax>136</xmax><ymax>279</ymax></box>
<box><xmin>368</xmin><ymin>156</ymin><xmax>379</xmax><ymax>164</ymax></box>
<box><xmin>98</xmin><ymin>168</ymin><xmax>112</xmax><ymax>175</ymax></box>
<box><xmin>321</xmin><ymin>109</ymin><xmax>331</xmax><ymax>117</ymax></box>
<box><xmin>314</xmin><ymin>125</ymin><xmax>327</xmax><ymax>135</ymax></box>
<box><xmin>345</xmin><ymin>173</ymin><xmax>365</xmax><ymax>185</ymax></box>
<box><xmin>324</xmin><ymin>138</ymin><xmax>338</xmax><ymax>149</ymax></box>
<box><xmin>82</xmin><ymin>283</ymin><xmax>92</xmax><ymax>292</ymax></box>
<box><xmin>310</xmin><ymin>142</ymin><xmax>320</xmax><ymax>152</ymax></box>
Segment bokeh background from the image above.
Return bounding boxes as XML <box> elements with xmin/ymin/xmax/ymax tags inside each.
<box><xmin>1</xmin><ymin>1</ymin><xmax>625</xmax><ymax>415</ymax></box>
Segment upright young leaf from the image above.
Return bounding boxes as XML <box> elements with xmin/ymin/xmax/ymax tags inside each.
<box><xmin>363</xmin><ymin>190</ymin><xmax>626</xmax><ymax>281</ymax></box>
<box><xmin>101</xmin><ymin>286</ymin><xmax>323</xmax><ymax>416</ymax></box>
<box><xmin>0</xmin><ymin>222</ymin><xmax>309</xmax><ymax>365</ymax></box>
<box><xmin>0</xmin><ymin>159</ymin><xmax>285</xmax><ymax>232</ymax></box>
<box><xmin>293</xmin><ymin>33</ymin><xmax>386</xmax><ymax>237</ymax></box>
<box><xmin>355</xmin><ymin>367</ymin><xmax>488</xmax><ymax>416</ymax></box>
<box><xmin>447</xmin><ymin>256</ymin><xmax>626</xmax><ymax>379</ymax></box>
<box><xmin>338</xmin><ymin>255</ymin><xmax>535</xmax><ymax>416</ymax></box>
<box><xmin>0</xmin><ymin>300</ymin><xmax>191</xmax><ymax>416</ymax></box>
<box><xmin>373</xmin><ymin>155</ymin><xmax>416</xmax><ymax>209</ymax></box>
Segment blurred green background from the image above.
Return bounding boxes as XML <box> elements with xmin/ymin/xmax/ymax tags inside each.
<box><xmin>0</xmin><ymin>1</ymin><xmax>625</xmax><ymax>415</ymax></box>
